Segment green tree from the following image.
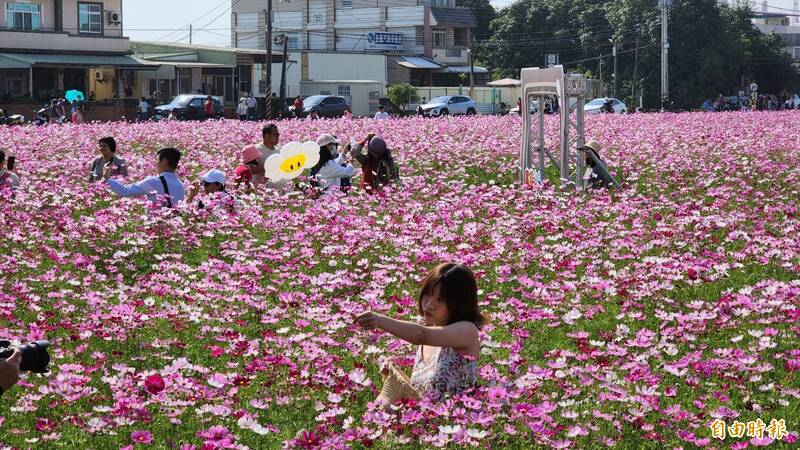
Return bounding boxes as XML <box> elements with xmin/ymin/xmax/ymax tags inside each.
<box><xmin>388</xmin><ymin>83</ymin><xmax>420</xmax><ymax>110</ymax></box>
<box><xmin>457</xmin><ymin>0</ymin><xmax>497</xmax><ymax>41</ymax></box>
<box><xmin>483</xmin><ymin>0</ymin><xmax>797</xmax><ymax>109</ymax></box>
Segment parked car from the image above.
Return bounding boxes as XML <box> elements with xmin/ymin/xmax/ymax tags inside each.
<box><xmin>154</xmin><ymin>95</ymin><xmax>224</xmax><ymax>121</ymax></box>
<box><xmin>585</xmin><ymin>97</ymin><xmax>627</xmax><ymax>115</ymax></box>
<box><xmin>290</xmin><ymin>95</ymin><xmax>351</xmax><ymax>118</ymax></box>
<box><xmin>419</xmin><ymin>96</ymin><xmax>477</xmax><ymax>117</ymax></box>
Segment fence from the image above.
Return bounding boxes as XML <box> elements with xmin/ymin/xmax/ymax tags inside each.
<box><xmin>406</xmin><ymin>86</ymin><xmax>520</xmax><ymax>114</ymax></box>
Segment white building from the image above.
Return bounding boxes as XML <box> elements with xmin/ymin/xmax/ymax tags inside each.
<box><xmin>231</xmin><ymin>0</ymin><xmax>488</xmax><ymax>106</ymax></box>
<box><xmin>752</xmin><ymin>12</ymin><xmax>800</xmax><ymax>60</ymax></box>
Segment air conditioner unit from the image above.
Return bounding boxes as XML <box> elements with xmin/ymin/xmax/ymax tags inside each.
<box><xmin>94</xmin><ymin>70</ymin><xmax>105</xmax><ymax>81</ymax></box>
<box><xmin>107</xmin><ymin>11</ymin><xmax>121</xmax><ymax>25</ymax></box>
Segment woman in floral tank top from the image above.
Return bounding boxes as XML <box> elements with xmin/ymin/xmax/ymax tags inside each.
<box><xmin>354</xmin><ymin>263</ymin><xmax>486</xmax><ymax>406</ymax></box>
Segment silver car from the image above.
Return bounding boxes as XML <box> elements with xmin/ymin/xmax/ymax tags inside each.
<box><xmin>420</xmin><ymin>95</ymin><xmax>477</xmax><ymax>117</ymax></box>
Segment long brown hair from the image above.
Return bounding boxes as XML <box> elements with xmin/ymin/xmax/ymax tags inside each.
<box><xmin>418</xmin><ymin>263</ymin><xmax>487</xmax><ymax>329</ymax></box>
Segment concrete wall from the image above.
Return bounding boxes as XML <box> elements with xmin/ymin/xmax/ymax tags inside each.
<box><xmin>0</xmin><ymin>0</ymin><xmax>56</xmax><ymax>29</ymax></box>
<box><xmin>299</xmin><ymin>80</ymin><xmax>384</xmax><ymax>116</ymax></box>
<box><xmin>0</xmin><ymin>0</ymin><xmax>128</xmax><ymax>53</ymax></box>
<box><xmin>0</xmin><ymin>30</ymin><xmax>129</xmax><ymax>53</ymax></box>
<box><xmin>307</xmin><ymin>53</ymin><xmax>387</xmax><ymax>83</ymax></box>
<box><xmin>255</xmin><ymin>52</ymin><xmax>388</xmax><ymax>100</ymax></box>
<box><xmin>62</xmin><ymin>0</ymin><xmax>124</xmax><ymax>37</ymax></box>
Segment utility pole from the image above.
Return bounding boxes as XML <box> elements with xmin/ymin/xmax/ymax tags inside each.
<box><xmin>279</xmin><ymin>34</ymin><xmax>288</xmax><ymax>113</ymax></box>
<box><xmin>189</xmin><ymin>24</ymin><xmax>192</xmax><ymax>44</ymax></box>
<box><xmin>632</xmin><ymin>33</ymin><xmax>640</xmax><ymax>110</ymax></box>
<box><xmin>264</xmin><ymin>1</ymin><xmax>273</xmax><ymax>120</ymax></box>
<box><xmin>598</xmin><ymin>56</ymin><xmax>602</xmax><ymax>93</ymax></box>
<box><xmin>612</xmin><ymin>41</ymin><xmax>618</xmax><ymax>98</ymax></box>
<box><xmin>660</xmin><ymin>0</ymin><xmax>670</xmax><ymax>110</ymax></box>
<box><xmin>468</xmin><ymin>47</ymin><xmax>475</xmax><ymax>99</ymax></box>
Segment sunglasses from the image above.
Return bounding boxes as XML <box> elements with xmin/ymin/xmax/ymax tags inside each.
<box><xmin>246</xmin><ymin>160</ymin><xmax>259</xmax><ymax>166</ymax></box>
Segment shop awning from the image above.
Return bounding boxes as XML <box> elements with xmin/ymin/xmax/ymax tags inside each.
<box><xmin>0</xmin><ymin>53</ymin><xmax>159</xmax><ymax>69</ymax></box>
<box><xmin>149</xmin><ymin>61</ymin><xmax>235</xmax><ymax>68</ymax></box>
<box><xmin>392</xmin><ymin>56</ymin><xmax>442</xmax><ymax>70</ymax></box>
<box><xmin>437</xmin><ymin>65</ymin><xmax>489</xmax><ymax>74</ymax></box>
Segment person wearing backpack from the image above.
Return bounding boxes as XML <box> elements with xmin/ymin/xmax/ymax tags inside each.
<box><xmin>104</xmin><ymin>147</ymin><xmax>185</xmax><ymax>207</ymax></box>
<box><xmin>352</xmin><ymin>134</ymin><xmax>399</xmax><ymax>194</ymax></box>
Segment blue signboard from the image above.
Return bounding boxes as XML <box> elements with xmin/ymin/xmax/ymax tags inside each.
<box><xmin>367</xmin><ymin>32</ymin><xmax>403</xmax><ymax>51</ymax></box>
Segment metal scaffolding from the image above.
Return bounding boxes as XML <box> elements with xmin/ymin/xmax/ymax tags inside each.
<box><xmin>520</xmin><ymin>66</ymin><xmax>591</xmax><ymax>189</ymax></box>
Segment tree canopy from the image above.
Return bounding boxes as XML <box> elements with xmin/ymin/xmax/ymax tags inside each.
<box><xmin>476</xmin><ymin>0</ymin><xmax>797</xmax><ymax>109</ymax></box>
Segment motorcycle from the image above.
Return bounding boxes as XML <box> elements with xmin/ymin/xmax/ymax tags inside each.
<box><xmin>0</xmin><ymin>110</ymin><xmax>25</xmax><ymax>126</ymax></box>
<box><xmin>33</xmin><ymin>108</ymin><xmax>49</xmax><ymax>126</ymax></box>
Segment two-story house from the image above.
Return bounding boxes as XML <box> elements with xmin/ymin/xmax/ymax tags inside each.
<box><xmin>0</xmin><ymin>0</ymin><xmax>156</xmax><ymax>101</ymax></box>
<box><xmin>230</xmin><ymin>0</ymin><xmax>487</xmax><ymax>100</ymax></box>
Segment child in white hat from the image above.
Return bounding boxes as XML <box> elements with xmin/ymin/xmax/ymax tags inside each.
<box><xmin>187</xmin><ymin>169</ymin><xmax>236</xmax><ymax>214</ymax></box>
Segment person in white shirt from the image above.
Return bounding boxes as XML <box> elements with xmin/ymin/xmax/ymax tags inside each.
<box><xmin>186</xmin><ymin>169</ymin><xmax>235</xmax><ymax>215</ymax></box>
<box><xmin>246</xmin><ymin>93</ymin><xmax>257</xmax><ymax>120</ymax></box>
<box><xmin>105</xmin><ymin>147</ymin><xmax>185</xmax><ymax>207</ymax></box>
<box><xmin>256</xmin><ymin>123</ymin><xmax>280</xmax><ymax>162</ymax></box>
<box><xmin>236</xmin><ymin>98</ymin><xmax>248</xmax><ymax>121</ymax></box>
<box><xmin>309</xmin><ymin>134</ymin><xmax>355</xmax><ymax>193</ymax></box>
<box><xmin>0</xmin><ymin>150</ymin><xmax>20</xmax><ymax>190</ymax></box>
<box><xmin>374</xmin><ymin>105</ymin><xmax>390</xmax><ymax>120</ymax></box>
<box><xmin>253</xmin><ymin>123</ymin><xmax>289</xmax><ymax>188</ymax></box>
<box><xmin>137</xmin><ymin>97</ymin><xmax>149</xmax><ymax>122</ymax></box>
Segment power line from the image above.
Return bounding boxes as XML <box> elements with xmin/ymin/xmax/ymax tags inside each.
<box><xmin>151</xmin><ymin>0</ymin><xmax>232</xmax><ymax>43</ymax></box>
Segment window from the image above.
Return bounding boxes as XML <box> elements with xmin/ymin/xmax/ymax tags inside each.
<box><xmin>79</xmin><ymin>3</ymin><xmax>102</xmax><ymax>34</ymax></box>
<box><xmin>340</xmin><ymin>0</ymin><xmax>353</xmax><ymax>8</ymax></box>
<box><xmin>433</xmin><ymin>29</ymin><xmax>447</xmax><ymax>47</ymax></box>
<box><xmin>6</xmin><ymin>3</ymin><xmax>41</xmax><ymax>31</ymax></box>
<box><xmin>337</xmin><ymin>85</ymin><xmax>351</xmax><ymax>97</ymax></box>
<box><xmin>276</xmin><ymin>32</ymin><xmax>300</xmax><ymax>50</ymax></box>
<box><xmin>287</xmin><ymin>32</ymin><xmax>300</xmax><ymax>50</ymax></box>
<box><xmin>312</xmin><ymin>14</ymin><xmax>323</xmax><ymax>24</ymax></box>
<box><xmin>795</xmin><ymin>47</ymin><xmax>800</xmax><ymax>60</ymax></box>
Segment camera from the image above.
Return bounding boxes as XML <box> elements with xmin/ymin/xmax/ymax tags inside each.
<box><xmin>0</xmin><ymin>340</ymin><xmax>50</xmax><ymax>373</ymax></box>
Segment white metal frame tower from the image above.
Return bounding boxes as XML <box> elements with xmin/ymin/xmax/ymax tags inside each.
<box><xmin>519</xmin><ymin>66</ymin><xmax>594</xmax><ymax>189</ymax></box>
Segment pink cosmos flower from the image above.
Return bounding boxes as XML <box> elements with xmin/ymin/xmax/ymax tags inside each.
<box><xmin>749</xmin><ymin>437</ymin><xmax>773</xmax><ymax>446</ymax></box>
<box><xmin>131</xmin><ymin>430</ymin><xmax>153</xmax><ymax>444</ymax></box>
<box><xmin>144</xmin><ymin>374</ymin><xmax>165</xmax><ymax>394</ymax></box>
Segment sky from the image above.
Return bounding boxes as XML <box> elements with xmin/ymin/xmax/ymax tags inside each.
<box><xmin>124</xmin><ymin>0</ymin><xmax>797</xmax><ymax>47</ymax></box>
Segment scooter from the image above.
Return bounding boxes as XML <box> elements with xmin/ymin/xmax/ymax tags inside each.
<box><xmin>33</xmin><ymin>108</ymin><xmax>49</xmax><ymax>126</ymax></box>
<box><xmin>0</xmin><ymin>110</ymin><xmax>25</xmax><ymax>125</ymax></box>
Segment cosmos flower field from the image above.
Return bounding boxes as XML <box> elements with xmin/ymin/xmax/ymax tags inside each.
<box><xmin>0</xmin><ymin>112</ymin><xmax>798</xmax><ymax>449</ymax></box>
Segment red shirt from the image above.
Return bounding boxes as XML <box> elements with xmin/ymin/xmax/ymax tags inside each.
<box><xmin>204</xmin><ymin>100</ymin><xmax>214</xmax><ymax>115</ymax></box>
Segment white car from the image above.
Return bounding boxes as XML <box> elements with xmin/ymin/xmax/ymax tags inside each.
<box><xmin>585</xmin><ymin>98</ymin><xmax>627</xmax><ymax>115</ymax></box>
<box><xmin>420</xmin><ymin>95</ymin><xmax>477</xmax><ymax>117</ymax></box>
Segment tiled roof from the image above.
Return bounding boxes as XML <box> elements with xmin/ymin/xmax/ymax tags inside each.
<box><xmin>430</xmin><ymin>7</ymin><xmax>477</xmax><ymax>28</ymax></box>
